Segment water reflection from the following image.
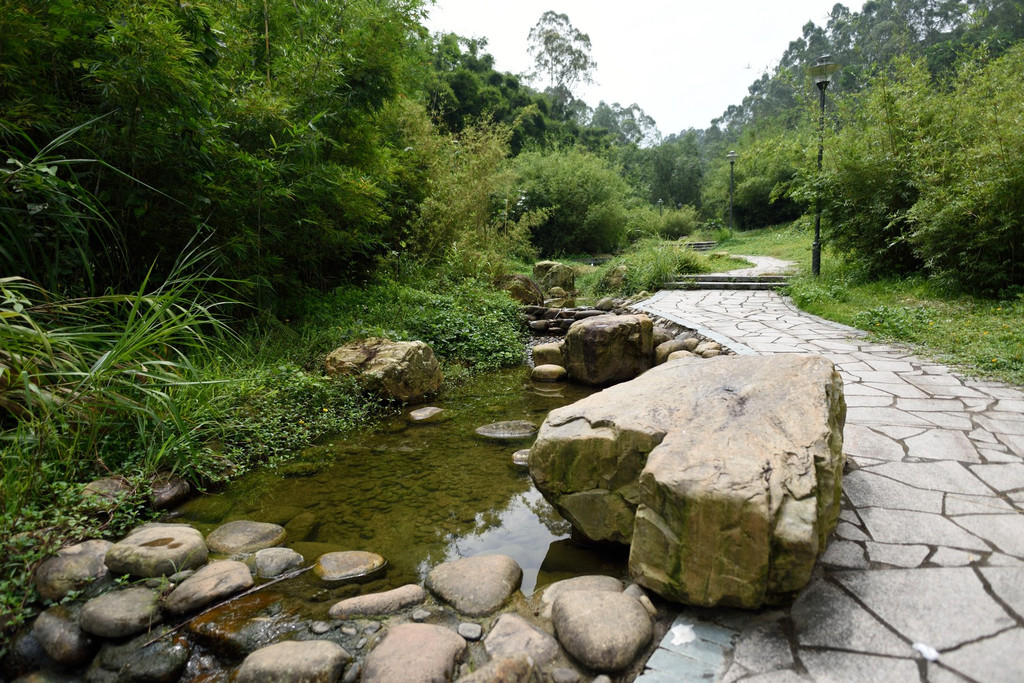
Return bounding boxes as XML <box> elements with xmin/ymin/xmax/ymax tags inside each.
<box><xmin>174</xmin><ymin>366</ymin><xmax>626</xmax><ymax>608</ymax></box>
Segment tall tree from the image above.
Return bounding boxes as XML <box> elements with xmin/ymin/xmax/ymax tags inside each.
<box><xmin>526</xmin><ymin>11</ymin><xmax>597</xmax><ymax>112</ymax></box>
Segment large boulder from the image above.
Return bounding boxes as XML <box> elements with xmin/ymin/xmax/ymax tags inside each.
<box><xmin>529</xmin><ymin>355</ymin><xmax>845</xmax><ymax>608</ymax></box>
<box><xmin>533</xmin><ymin>260</ymin><xmax>575</xmax><ymax>293</ymax></box>
<box><xmin>562</xmin><ymin>314</ymin><xmax>654</xmax><ymax>387</ymax></box>
<box><xmin>496</xmin><ymin>274</ymin><xmax>544</xmax><ymax>305</ymax></box>
<box><xmin>324</xmin><ymin>337</ymin><xmax>443</xmax><ymax>404</ymax></box>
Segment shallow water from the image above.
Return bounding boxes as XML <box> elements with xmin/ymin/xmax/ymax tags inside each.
<box><xmin>172</xmin><ymin>366</ymin><xmax>628</xmax><ymax>614</ymax></box>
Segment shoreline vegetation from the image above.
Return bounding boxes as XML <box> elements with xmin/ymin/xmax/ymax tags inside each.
<box><xmin>3</xmin><ymin>0</ymin><xmax>1023</xmax><ymax>660</ymax></box>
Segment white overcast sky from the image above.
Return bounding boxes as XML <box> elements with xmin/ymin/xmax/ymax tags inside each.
<box><xmin>423</xmin><ymin>0</ymin><xmax>849</xmax><ymax>135</ymax></box>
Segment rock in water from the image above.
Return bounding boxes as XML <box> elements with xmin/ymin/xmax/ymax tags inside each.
<box><xmin>474</xmin><ymin>420</ymin><xmax>537</xmax><ymax>442</ymax></box>
<box><xmin>206</xmin><ymin>520</ymin><xmax>286</xmax><ymax>555</ymax></box>
<box><xmin>530</xmin><ymin>355</ymin><xmax>845</xmax><ymax>608</ymax></box>
<box><xmin>425</xmin><ymin>555</ymin><xmax>522</xmax><ymax>616</ymax></box>
<box><xmin>562</xmin><ymin>314</ymin><xmax>654</xmax><ymax>387</ymax></box>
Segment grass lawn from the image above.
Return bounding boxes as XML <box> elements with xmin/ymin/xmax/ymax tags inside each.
<box><xmin>707</xmin><ymin>224</ymin><xmax>1024</xmax><ymax>387</ymax></box>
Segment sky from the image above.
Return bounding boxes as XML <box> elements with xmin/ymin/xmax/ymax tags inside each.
<box><xmin>423</xmin><ymin>0</ymin><xmax>848</xmax><ymax>136</ymax></box>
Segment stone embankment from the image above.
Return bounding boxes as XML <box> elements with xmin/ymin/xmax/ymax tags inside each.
<box><xmin>12</xmin><ymin>518</ymin><xmax>670</xmax><ymax>682</ymax></box>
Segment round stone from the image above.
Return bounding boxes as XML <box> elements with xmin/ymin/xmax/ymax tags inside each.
<box><xmin>35</xmin><ymin>539</ymin><xmax>113</xmax><ymax>602</ymax></box>
<box><xmin>329</xmin><ymin>584</ymin><xmax>427</xmax><ymax>619</ymax></box>
<box><xmin>458</xmin><ymin>622</ymin><xmax>484</xmax><ymax>641</ymax></box>
<box><xmin>32</xmin><ymin>605</ymin><xmax>97</xmax><ymax>666</ymax></box>
<box><xmin>206</xmin><ymin>520</ymin><xmax>286</xmax><ymax>555</ymax></box>
<box><xmin>362</xmin><ymin>623</ymin><xmax>465</xmax><ymax>683</ymax></box>
<box><xmin>236</xmin><ymin>640</ymin><xmax>351</xmax><ymax>683</ymax></box>
<box><xmin>425</xmin><ymin>554</ymin><xmax>522</xmax><ymax>617</ymax></box>
<box><xmin>105</xmin><ymin>525</ymin><xmax>207</xmax><ymax>578</ymax></box>
<box><xmin>314</xmin><ymin>551</ymin><xmax>387</xmax><ymax>583</ymax></box>
<box><xmin>80</xmin><ymin>586</ymin><xmax>163</xmax><ymax>639</ymax></box>
<box><xmin>254</xmin><ymin>547</ymin><xmax>305</xmax><ymax>579</ymax></box>
<box><xmin>551</xmin><ymin>590</ymin><xmax>652</xmax><ymax>672</ymax></box>
<box><xmin>474</xmin><ymin>420</ymin><xmax>538</xmax><ymax>442</ymax></box>
<box><xmin>532</xmin><ymin>364</ymin><xmax>567</xmax><ymax>382</ymax></box>
<box><xmin>667</xmin><ymin>350</ymin><xmax>696</xmax><ymax>361</ymax></box>
<box><xmin>512</xmin><ymin>449</ymin><xmax>531</xmax><ymax>467</ymax></box>
<box><xmin>163</xmin><ymin>560</ymin><xmax>254</xmax><ymax>616</ymax></box>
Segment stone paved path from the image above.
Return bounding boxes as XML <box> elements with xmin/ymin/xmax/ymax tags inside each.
<box><xmin>629</xmin><ymin>287</ymin><xmax>1024</xmax><ymax>683</ymax></box>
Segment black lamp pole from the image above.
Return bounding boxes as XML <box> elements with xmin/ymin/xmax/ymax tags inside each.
<box><xmin>809</xmin><ymin>55</ymin><xmax>839</xmax><ymax>277</ymax></box>
<box><xmin>726</xmin><ymin>150</ymin><xmax>738</xmax><ymax>233</ymax></box>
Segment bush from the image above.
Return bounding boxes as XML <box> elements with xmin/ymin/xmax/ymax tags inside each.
<box><xmin>509</xmin><ymin>148</ymin><xmax>633</xmax><ymax>255</ymax></box>
<box><xmin>659</xmin><ymin>205</ymin><xmax>700</xmax><ymax>239</ymax></box>
<box><xmin>589</xmin><ymin>237</ymin><xmax>710</xmax><ymax>296</ymax></box>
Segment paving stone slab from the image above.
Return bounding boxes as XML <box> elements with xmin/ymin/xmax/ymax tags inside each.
<box><xmin>940</xmin><ymin>628</ymin><xmax>1024</xmax><ymax>683</ymax></box>
<box><xmin>835</xmin><ymin>568</ymin><xmax>1014</xmax><ymax>650</ymax></box>
<box><xmin>800</xmin><ymin>651</ymin><xmax>921</xmax><ymax>683</ymax></box>
<box><xmin>859</xmin><ymin>508</ymin><xmax>989</xmax><ymax>550</ymax></box>
<box><xmin>955</xmin><ymin>514</ymin><xmax>1024</xmax><ymax>557</ymax></box>
<box><xmin>791</xmin><ymin>578</ymin><xmax>908</xmax><ymax>656</ymax></box>
<box><xmin>843</xmin><ymin>470</ymin><xmax>943</xmax><ymax>513</ymax></box>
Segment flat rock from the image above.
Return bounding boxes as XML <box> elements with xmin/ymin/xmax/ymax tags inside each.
<box><xmin>32</xmin><ymin>605</ymin><xmax>97</xmax><ymax>667</ymax></box>
<box><xmin>207</xmin><ymin>520</ymin><xmax>286</xmax><ymax>555</ymax></box>
<box><xmin>425</xmin><ymin>555</ymin><xmax>522</xmax><ymax>616</ymax></box>
<box><xmin>362</xmin><ymin>623</ymin><xmax>465</xmax><ymax>682</ymax></box>
<box><xmin>164</xmin><ymin>560</ymin><xmax>254</xmax><ymax>616</ymax></box>
<box><xmin>483</xmin><ymin>613</ymin><xmax>561</xmax><ymax>667</ymax></box>
<box><xmin>105</xmin><ymin>525</ymin><xmax>207</xmax><ymax>578</ymax></box>
<box><xmin>475</xmin><ymin>420</ymin><xmax>538</xmax><ymax>442</ymax></box>
<box><xmin>328</xmin><ymin>584</ymin><xmax>427</xmax><ymax>618</ymax></box>
<box><xmin>254</xmin><ymin>547</ymin><xmax>305</xmax><ymax>578</ymax></box>
<box><xmin>80</xmin><ymin>586</ymin><xmax>162</xmax><ymax>639</ymax></box>
<box><xmin>551</xmin><ymin>590</ymin><xmax>652</xmax><ymax>672</ymax></box>
<box><xmin>34</xmin><ymin>539</ymin><xmax>113</xmax><ymax>602</ymax></box>
<box><xmin>408</xmin><ymin>406</ymin><xmax>444</xmax><ymax>422</ymax></box>
<box><xmin>315</xmin><ymin>551</ymin><xmax>387</xmax><ymax>583</ymax></box>
<box><xmin>512</xmin><ymin>449</ymin><xmax>531</xmax><ymax>467</ymax></box>
<box><xmin>236</xmin><ymin>640</ymin><xmax>351</xmax><ymax>683</ymax></box>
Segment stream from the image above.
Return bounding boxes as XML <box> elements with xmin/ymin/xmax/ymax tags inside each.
<box><xmin>170</xmin><ymin>366</ymin><xmax>629</xmax><ymax>618</ymax></box>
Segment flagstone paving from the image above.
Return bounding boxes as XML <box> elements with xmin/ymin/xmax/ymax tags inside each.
<box><xmin>630</xmin><ymin>288</ymin><xmax>1024</xmax><ymax>683</ymax></box>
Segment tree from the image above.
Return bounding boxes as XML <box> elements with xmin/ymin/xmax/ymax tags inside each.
<box><xmin>526</xmin><ymin>11</ymin><xmax>597</xmax><ymax>111</ymax></box>
<box><xmin>590</xmin><ymin>101</ymin><xmax>660</xmax><ymax>147</ymax></box>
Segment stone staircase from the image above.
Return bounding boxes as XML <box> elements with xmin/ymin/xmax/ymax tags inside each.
<box><xmin>664</xmin><ymin>274</ymin><xmax>791</xmax><ymax>291</ymax></box>
<box><xmin>682</xmin><ymin>240</ymin><xmax>717</xmax><ymax>252</ymax></box>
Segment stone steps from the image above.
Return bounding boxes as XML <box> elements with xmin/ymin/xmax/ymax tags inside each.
<box><xmin>664</xmin><ymin>274</ymin><xmax>791</xmax><ymax>291</ymax></box>
<box><xmin>682</xmin><ymin>240</ymin><xmax>717</xmax><ymax>252</ymax></box>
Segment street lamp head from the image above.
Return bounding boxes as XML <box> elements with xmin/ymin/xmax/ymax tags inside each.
<box><xmin>726</xmin><ymin>150</ymin><xmax>739</xmax><ymax>163</ymax></box>
<box><xmin>809</xmin><ymin>55</ymin><xmax>840</xmax><ymax>88</ymax></box>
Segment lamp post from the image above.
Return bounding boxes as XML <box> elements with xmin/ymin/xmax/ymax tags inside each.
<box><xmin>808</xmin><ymin>55</ymin><xmax>839</xmax><ymax>277</ymax></box>
<box><xmin>726</xmin><ymin>150</ymin><xmax>739</xmax><ymax>233</ymax></box>
<box><xmin>657</xmin><ymin>198</ymin><xmax>664</xmax><ymax>215</ymax></box>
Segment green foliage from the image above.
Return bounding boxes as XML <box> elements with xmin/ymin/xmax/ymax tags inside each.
<box><xmin>509</xmin><ymin>148</ymin><xmax>634</xmax><ymax>256</ymax></box>
<box><xmin>588</xmin><ymin>237</ymin><xmax>711</xmax><ymax>296</ymax></box>
<box><xmin>527</xmin><ymin>11</ymin><xmax>597</xmax><ymax>108</ymax></box>
<box><xmin>907</xmin><ymin>44</ymin><xmax>1024</xmax><ymax>292</ymax></box>
<box><xmin>703</xmin><ymin>126</ymin><xmax>809</xmax><ymax>230</ymax></box>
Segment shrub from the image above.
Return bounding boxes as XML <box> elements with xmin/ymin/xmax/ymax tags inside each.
<box><xmin>591</xmin><ymin>237</ymin><xmax>710</xmax><ymax>296</ymax></box>
<box><xmin>509</xmin><ymin>148</ymin><xmax>633</xmax><ymax>255</ymax></box>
